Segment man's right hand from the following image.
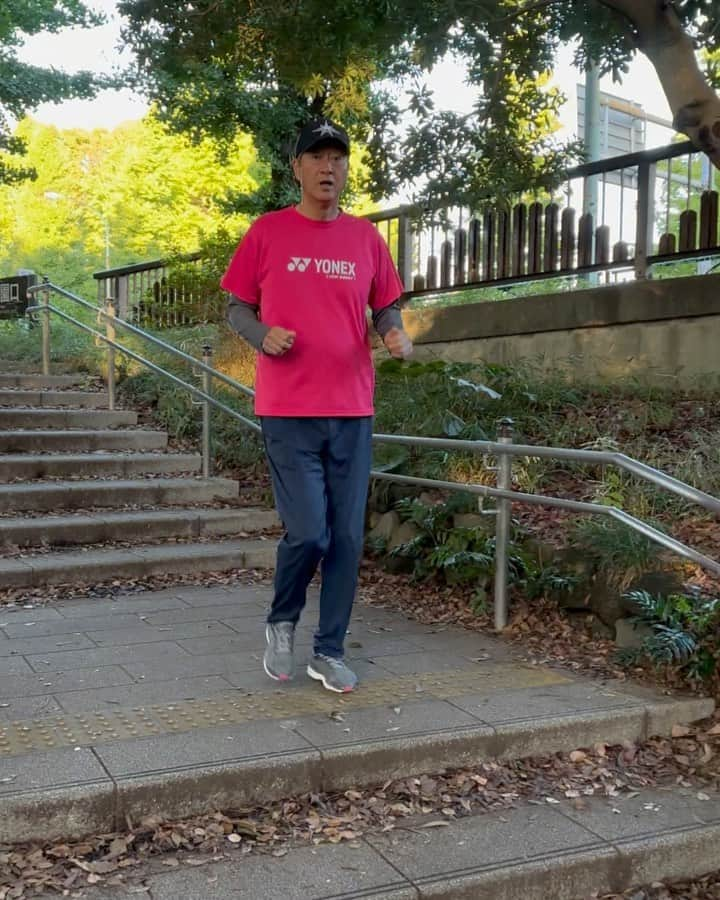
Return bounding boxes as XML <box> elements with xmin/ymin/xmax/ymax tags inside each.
<box><xmin>262</xmin><ymin>326</ymin><xmax>296</xmax><ymax>356</ymax></box>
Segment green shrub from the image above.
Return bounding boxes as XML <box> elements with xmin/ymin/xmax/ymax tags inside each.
<box><xmin>620</xmin><ymin>589</ymin><xmax>720</xmax><ymax>681</ymax></box>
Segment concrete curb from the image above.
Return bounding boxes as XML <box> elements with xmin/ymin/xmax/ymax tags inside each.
<box><xmin>1</xmin><ymin>698</ymin><xmax>713</xmax><ymax>844</ymax></box>
<box><xmin>0</xmin><ymin>390</ymin><xmax>109</xmax><ymax>409</ymax></box>
<box><xmin>0</xmin><ymin>375</ymin><xmax>88</xmax><ymax>389</ymax></box>
<box><xmin>0</xmin><ymin>538</ymin><xmax>277</xmax><ymax>587</ymax></box>
<box><xmin>0</xmin><ymin>408</ymin><xmax>138</xmax><ymax>428</ymax></box>
<box><xmin>0</xmin><ymin>451</ymin><xmax>203</xmax><ymax>481</ymax></box>
<box><xmin>0</xmin><ymin>475</ymin><xmax>239</xmax><ymax>514</ymax></box>
<box><xmin>0</xmin><ymin>429</ymin><xmax>169</xmax><ymax>452</ymax></box>
<box><xmin>0</xmin><ymin>507</ymin><xmax>279</xmax><ymax>549</ymax></box>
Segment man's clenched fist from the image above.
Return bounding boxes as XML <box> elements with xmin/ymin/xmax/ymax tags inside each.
<box><xmin>262</xmin><ymin>326</ymin><xmax>296</xmax><ymax>356</ymax></box>
<box><xmin>383</xmin><ymin>326</ymin><xmax>413</xmax><ymax>360</ymax></box>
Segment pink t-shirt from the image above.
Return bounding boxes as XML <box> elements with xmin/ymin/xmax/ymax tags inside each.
<box><xmin>221</xmin><ymin>206</ymin><xmax>404</xmax><ymax>417</ymax></box>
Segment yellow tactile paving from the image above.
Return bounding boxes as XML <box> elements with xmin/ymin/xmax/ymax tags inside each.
<box><xmin>0</xmin><ymin>664</ymin><xmax>568</xmax><ymax>757</ymax></box>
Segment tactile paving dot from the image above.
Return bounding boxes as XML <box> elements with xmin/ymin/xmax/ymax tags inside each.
<box><xmin>0</xmin><ymin>664</ymin><xmax>567</xmax><ymax>758</ymax></box>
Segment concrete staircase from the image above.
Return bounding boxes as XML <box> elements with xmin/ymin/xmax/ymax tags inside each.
<box><xmin>0</xmin><ymin>372</ymin><xmax>278</xmax><ymax>589</ymax></box>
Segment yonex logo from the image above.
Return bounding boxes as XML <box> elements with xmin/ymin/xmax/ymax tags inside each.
<box><xmin>287</xmin><ymin>257</ymin><xmax>311</xmax><ymax>272</ymax></box>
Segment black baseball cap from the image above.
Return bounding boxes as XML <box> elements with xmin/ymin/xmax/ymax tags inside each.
<box><xmin>294</xmin><ymin>118</ymin><xmax>350</xmax><ymax>157</ymax></box>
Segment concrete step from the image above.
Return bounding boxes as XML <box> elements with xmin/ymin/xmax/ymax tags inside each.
<box><xmin>0</xmin><ymin>373</ymin><xmax>91</xmax><ymax>389</ymax></box>
<box><xmin>0</xmin><ymin>577</ymin><xmax>712</xmax><ymax>858</ymax></box>
<box><xmin>0</xmin><ymin>452</ymin><xmax>203</xmax><ymax>482</ymax></box>
<box><xmin>0</xmin><ymin>408</ymin><xmax>137</xmax><ymax>429</ymax></box>
<box><xmin>0</xmin><ymin>389</ymin><xmax>109</xmax><ymax>408</ymax></box>
<box><xmin>0</xmin><ymin>429</ymin><xmax>168</xmax><ymax>453</ymax></box>
<box><xmin>0</xmin><ymin>537</ymin><xmax>276</xmax><ymax>586</ymax></box>
<box><xmin>0</xmin><ymin>476</ymin><xmax>239</xmax><ymax>514</ymax></box>
<box><xmin>46</xmin><ymin>786</ymin><xmax>716</xmax><ymax>900</ymax></box>
<box><xmin>0</xmin><ymin>507</ymin><xmax>279</xmax><ymax>548</ymax></box>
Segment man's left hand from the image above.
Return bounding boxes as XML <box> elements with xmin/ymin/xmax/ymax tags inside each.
<box><xmin>383</xmin><ymin>327</ymin><xmax>413</xmax><ymax>359</ymax></box>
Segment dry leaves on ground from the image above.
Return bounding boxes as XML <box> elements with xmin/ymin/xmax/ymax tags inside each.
<box><xmin>2</xmin><ymin>717</ymin><xmax>720</xmax><ymax>897</ymax></box>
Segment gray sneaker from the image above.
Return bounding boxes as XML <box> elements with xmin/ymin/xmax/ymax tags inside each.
<box><xmin>264</xmin><ymin>622</ymin><xmax>295</xmax><ymax>682</ymax></box>
<box><xmin>307</xmin><ymin>654</ymin><xmax>358</xmax><ymax>693</ymax></box>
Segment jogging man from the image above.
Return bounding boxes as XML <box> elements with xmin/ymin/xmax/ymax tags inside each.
<box><xmin>221</xmin><ymin>117</ymin><xmax>412</xmax><ymax>693</ymax></box>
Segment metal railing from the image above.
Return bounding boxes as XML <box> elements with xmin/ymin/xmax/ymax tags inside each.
<box><xmin>27</xmin><ymin>279</ymin><xmax>720</xmax><ymax>631</ymax></box>
<box><xmin>93</xmin><ymin>139</ymin><xmax>720</xmax><ymax>325</ymax></box>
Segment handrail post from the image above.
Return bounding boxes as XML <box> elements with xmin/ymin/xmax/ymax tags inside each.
<box><xmin>201</xmin><ymin>343</ymin><xmax>213</xmax><ymax>477</ymax></box>
<box><xmin>494</xmin><ymin>417</ymin><xmax>514</xmax><ymax>631</ymax></box>
<box><xmin>41</xmin><ymin>276</ymin><xmax>51</xmax><ymax>376</ymax></box>
<box><xmin>104</xmin><ymin>297</ymin><xmax>117</xmax><ymax>410</ymax></box>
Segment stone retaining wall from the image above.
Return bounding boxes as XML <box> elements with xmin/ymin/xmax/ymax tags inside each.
<box><xmin>398</xmin><ymin>273</ymin><xmax>720</xmax><ymax>386</ymax></box>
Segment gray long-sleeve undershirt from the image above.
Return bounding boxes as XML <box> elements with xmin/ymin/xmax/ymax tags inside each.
<box><xmin>226</xmin><ymin>295</ymin><xmax>404</xmax><ymax>351</ymax></box>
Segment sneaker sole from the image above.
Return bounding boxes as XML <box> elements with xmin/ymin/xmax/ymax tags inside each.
<box><xmin>307</xmin><ymin>664</ymin><xmax>355</xmax><ymax>693</ymax></box>
<box><xmin>264</xmin><ymin>626</ymin><xmax>294</xmax><ymax>682</ymax></box>
<box><xmin>263</xmin><ymin>655</ymin><xmax>292</xmax><ymax>682</ymax></box>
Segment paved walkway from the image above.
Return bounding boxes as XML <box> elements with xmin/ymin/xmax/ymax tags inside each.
<box><xmin>0</xmin><ymin>582</ymin><xmax>713</xmax><ymax>852</ymax></box>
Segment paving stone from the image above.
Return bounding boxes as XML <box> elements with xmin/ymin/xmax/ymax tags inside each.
<box><xmin>85</xmin><ymin>620</ymin><xmax>236</xmax><ymax>647</ymax></box>
<box><xmin>365</xmin><ymin>802</ymin><xmax>605</xmax><ymax>887</ymax></box>
<box><xmin>559</xmin><ymin>787</ymin><xmax>720</xmax><ymax>839</ymax></box>
<box><xmin>0</xmin><ymin>607</ymin><xmax>66</xmax><ymax>624</ymax></box>
<box><xmin>291</xmin><ymin>698</ymin><xmax>482</xmax><ymax>750</ymax></box>
<box><xmin>0</xmin><ymin>665</ymin><xmax>135</xmax><ymax>698</ymax></box>
<box><xmin>124</xmin><ymin>651</ymin><xmax>267</xmax><ymax>681</ymax></box>
<box><xmin>0</xmin><ymin>694</ymin><xmax>63</xmax><ymax>720</ymax></box>
<box><xmin>0</xmin><ymin>632</ymin><xmax>95</xmax><ymax>657</ymax></box>
<box><xmin>95</xmin><ymin>719</ymin><xmax>317</xmax><ymax>777</ymax></box>
<box><xmin>54</xmin><ymin>675</ymin><xmax>236</xmax><ymax>713</ymax></box>
<box><xmin>55</xmin><ymin>594</ymin><xmax>189</xmax><ymax>617</ymax></box>
<box><xmin>0</xmin><ymin>655</ymin><xmax>33</xmax><ymax>675</ymax></box>
<box><xmin>175</xmin><ymin>585</ymin><xmax>274</xmax><ymax>605</ymax></box>
<box><xmin>1</xmin><ymin>613</ymin><xmax>143</xmax><ymax>638</ymax></box>
<box><xmin>178</xmin><ymin>633</ymin><xmax>285</xmax><ymax>656</ymax></box>
<box><xmin>24</xmin><ymin>640</ymin><xmax>191</xmax><ymax>673</ymax></box>
<box><xmin>0</xmin><ymin>746</ymin><xmax>109</xmax><ymax>794</ymax></box>
<box><xmin>449</xmin><ymin>681</ymin><xmax>644</xmax><ymax>724</ymax></box>
<box><xmin>0</xmin><ymin>748</ymin><xmax>115</xmax><ymax>843</ymax></box>
<box><xmin>147</xmin><ymin>840</ymin><xmax>415</xmax><ymax>900</ymax></box>
<box><xmin>144</xmin><ymin>602</ymin><xmax>267</xmax><ymax>626</ymax></box>
<box><xmin>341</xmin><ymin>635</ymin><xmax>426</xmax><ymax>659</ymax></box>
<box><xmin>363</xmin><ymin>649</ymin><xmax>479</xmax><ymax>672</ymax></box>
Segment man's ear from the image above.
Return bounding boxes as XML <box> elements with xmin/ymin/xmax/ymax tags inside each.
<box><xmin>291</xmin><ymin>156</ymin><xmax>301</xmax><ymax>183</ymax></box>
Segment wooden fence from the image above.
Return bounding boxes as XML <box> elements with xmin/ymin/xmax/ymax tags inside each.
<box><xmin>94</xmin><ymin>139</ymin><xmax>720</xmax><ymax>324</ymax></box>
<box><xmin>370</xmin><ymin>140</ymin><xmax>720</xmax><ymax>295</ymax></box>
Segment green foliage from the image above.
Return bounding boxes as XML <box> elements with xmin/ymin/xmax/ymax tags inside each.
<box><xmin>118</xmin><ymin>1</ymin><xmax>720</xmax><ymax>213</ymax></box>
<box><xmin>0</xmin><ymin>316</ymin><xmax>103</xmax><ymax>373</ymax></box>
<box><xmin>118</xmin><ymin>0</ymin><xmax>584</xmax><ymax>212</ymax></box>
<box><xmin>570</xmin><ymin>518</ymin><xmax>660</xmax><ymax>588</ymax></box>
<box><xmin>0</xmin><ymin>115</ymin><xmax>260</xmax><ymax>296</ymax></box>
<box><xmin>116</xmin><ymin>330</ymin><xmax>265</xmax><ymax>476</ymax></box>
<box><xmin>390</xmin><ymin>495</ymin><xmax>497</xmax><ymax>584</ymax></box>
<box><xmin>621</xmin><ymin>589</ymin><xmax>720</xmax><ymax>679</ymax></box>
<box><xmin>0</xmin><ymin>1</ymin><xmax>106</xmax><ymax>185</ymax></box>
<box><xmin>136</xmin><ymin>229</ymin><xmax>244</xmax><ymax>327</ymax></box>
<box><xmin>385</xmin><ymin>494</ymin><xmax>577</xmax><ymax>615</ymax></box>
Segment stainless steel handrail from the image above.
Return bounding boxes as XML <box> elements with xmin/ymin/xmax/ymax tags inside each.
<box><xmin>28</xmin><ymin>282</ymin><xmax>254</xmax><ymax>400</ymax></box>
<box><xmin>372</xmin><ymin>433</ymin><xmax>720</xmax><ymax>518</ymax></box>
<box><xmin>28</xmin><ymin>279</ymin><xmax>720</xmax><ymax>632</ymax></box>
<box><xmin>26</xmin><ymin>302</ymin><xmax>261</xmax><ymax>437</ymax></box>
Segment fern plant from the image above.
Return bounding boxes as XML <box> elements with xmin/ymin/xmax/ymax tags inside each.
<box><xmin>622</xmin><ymin>589</ymin><xmax>719</xmax><ymax>675</ymax></box>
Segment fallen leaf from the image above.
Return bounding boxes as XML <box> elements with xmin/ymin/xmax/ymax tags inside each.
<box><xmin>671</xmin><ymin>724</ymin><xmax>691</xmax><ymax>738</ymax></box>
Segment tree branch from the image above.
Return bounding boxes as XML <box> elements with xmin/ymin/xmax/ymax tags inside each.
<box><xmin>597</xmin><ymin>0</ymin><xmax>720</xmax><ymax>168</ymax></box>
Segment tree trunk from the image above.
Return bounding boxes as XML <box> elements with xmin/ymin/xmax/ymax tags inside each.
<box><xmin>599</xmin><ymin>0</ymin><xmax>720</xmax><ymax>169</ymax></box>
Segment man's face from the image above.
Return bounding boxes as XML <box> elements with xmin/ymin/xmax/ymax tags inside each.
<box><xmin>292</xmin><ymin>142</ymin><xmax>349</xmax><ymax>206</ymax></box>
